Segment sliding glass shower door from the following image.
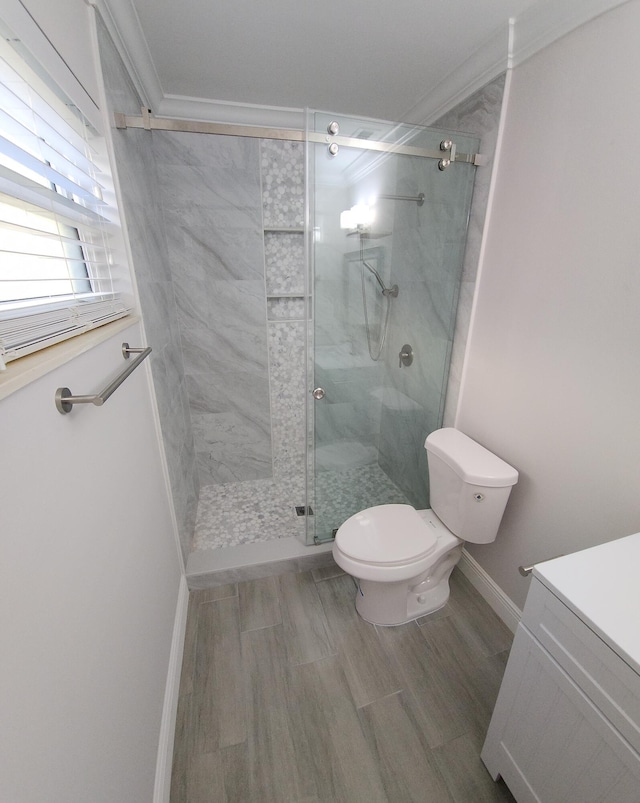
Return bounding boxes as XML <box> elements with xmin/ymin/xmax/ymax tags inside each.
<box><xmin>306</xmin><ymin>112</ymin><xmax>478</xmax><ymax>544</ymax></box>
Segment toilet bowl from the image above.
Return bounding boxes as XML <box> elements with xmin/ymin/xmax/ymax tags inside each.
<box><xmin>332</xmin><ymin>428</ymin><xmax>518</xmax><ymax>626</ymax></box>
<box><xmin>334</xmin><ymin>505</ymin><xmax>464</xmax><ymax>625</ymax></box>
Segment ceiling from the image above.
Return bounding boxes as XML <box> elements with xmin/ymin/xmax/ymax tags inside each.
<box><xmin>113</xmin><ymin>0</ymin><xmax>540</xmax><ymax>122</ymax></box>
<box><xmin>104</xmin><ymin>0</ymin><xmax>626</xmax><ymax>126</ymax></box>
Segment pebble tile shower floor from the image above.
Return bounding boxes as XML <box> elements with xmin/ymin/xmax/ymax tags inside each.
<box><xmin>192</xmin><ymin>463</ymin><xmax>410</xmax><ymax>550</ymax></box>
<box><xmin>171</xmin><ymin>566</ymin><xmax>516</xmax><ymax>802</ymax></box>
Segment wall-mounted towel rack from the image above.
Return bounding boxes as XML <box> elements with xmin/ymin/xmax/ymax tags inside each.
<box><xmin>55</xmin><ymin>343</ymin><xmax>151</xmax><ymax>414</ymax></box>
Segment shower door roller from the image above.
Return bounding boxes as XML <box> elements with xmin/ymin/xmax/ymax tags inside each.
<box><xmin>312</xmin><ymin>387</ymin><xmax>326</xmax><ymax>400</ymax></box>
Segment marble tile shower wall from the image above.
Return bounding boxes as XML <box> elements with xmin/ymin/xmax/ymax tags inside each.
<box><xmin>146</xmin><ymin>134</ymin><xmax>307</xmax><ymax>517</ymax></box>
<box><xmin>96</xmin><ymin>17</ymin><xmax>198</xmax><ymax>562</ymax></box>
<box><xmin>152</xmin><ymin>132</ymin><xmax>273</xmax><ymax>486</ymax></box>
<box><xmin>375</xmin><ymin>78</ymin><xmax>506</xmax><ymax>506</ymax></box>
<box><xmin>377</xmin><ymin>137</ymin><xmax>477</xmax><ymax>508</ymax></box>
<box><xmin>436</xmin><ymin>75</ymin><xmax>507</xmax><ymax>427</ymax></box>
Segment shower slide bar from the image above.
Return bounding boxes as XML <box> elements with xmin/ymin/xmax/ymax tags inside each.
<box><xmin>55</xmin><ymin>342</ymin><xmax>151</xmax><ymax>414</ymax></box>
<box><xmin>114</xmin><ymin>110</ymin><xmax>483</xmax><ymax>166</ymax></box>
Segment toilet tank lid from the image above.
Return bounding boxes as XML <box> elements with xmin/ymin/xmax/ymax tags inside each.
<box><xmin>425</xmin><ymin>428</ymin><xmax>518</xmax><ymax>487</ymax></box>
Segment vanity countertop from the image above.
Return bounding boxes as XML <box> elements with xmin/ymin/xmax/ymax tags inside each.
<box><xmin>534</xmin><ymin>532</ymin><xmax>640</xmax><ymax>675</ymax></box>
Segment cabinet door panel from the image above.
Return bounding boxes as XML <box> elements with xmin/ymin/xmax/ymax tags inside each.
<box><xmin>482</xmin><ymin>625</ymin><xmax>640</xmax><ymax>803</ymax></box>
<box><xmin>524</xmin><ymin>580</ymin><xmax>640</xmax><ymax>751</ymax></box>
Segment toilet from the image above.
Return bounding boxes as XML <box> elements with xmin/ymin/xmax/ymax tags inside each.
<box><xmin>332</xmin><ymin>428</ymin><xmax>518</xmax><ymax>625</ymax></box>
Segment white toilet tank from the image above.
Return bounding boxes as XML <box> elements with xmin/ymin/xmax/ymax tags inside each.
<box><xmin>425</xmin><ymin>428</ymin><xmax>518</xmax><ymax>544</ymax></box>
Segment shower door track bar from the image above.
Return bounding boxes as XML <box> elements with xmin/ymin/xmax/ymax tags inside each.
<box><xmin>114</xmin><ymin>111</ymin><xmax>482</xmax><ymax>165</ymax></box>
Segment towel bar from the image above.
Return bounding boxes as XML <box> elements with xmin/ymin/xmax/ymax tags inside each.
<box><xmin>55</xmin><ymin>342</ymin><xmax>151</xmax><ymax>414</ymax></box>
<box><xmin>519</xmin><ymin>554</ymin><xmax>565</xmax><ymax>577</ymax></box>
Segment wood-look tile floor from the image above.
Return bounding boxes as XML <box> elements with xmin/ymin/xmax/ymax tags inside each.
<box><xmin>171</xmin><ymin>566</ymin><xmax>516</xmax><ymax>802</ymax></box>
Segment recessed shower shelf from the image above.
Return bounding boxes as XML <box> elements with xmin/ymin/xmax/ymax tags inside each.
<box><xmin>266</xmin><ymin>293</ymin><xmax>307</xmax><ymax>323</ymax></box>
<box><xmin>263</xmin><ymin>227</ymin><xmax>304</xmax><ymax>233</ymax></box>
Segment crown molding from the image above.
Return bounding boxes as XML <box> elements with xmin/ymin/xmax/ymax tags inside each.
<box><xmin>95</xmin><ymin>0</ymin><xmax>162</xmax><ymax>110</ymax></box>
<box><xmin>510</xmin><ymin>0</ymin><xmax>632</xmax><ymax>68</ymax></box>
<box><xmin>99</xmin><ymin>0</ymin><xmax>632</xmax><ymax>129</ymax></box>
<box><xmin>157</xmin><ymin>95</ymin><xmax>305</xmax><ymax>130</ymax></box>
<box><xmin>402</xmin><ymin>23</ymin><xmax>511</xmax><ymax>126</ymax></box>
<box><xmin>402</xmin><ymin>0</ymin><xmax>631</xmax><ymax>127</ymax></box>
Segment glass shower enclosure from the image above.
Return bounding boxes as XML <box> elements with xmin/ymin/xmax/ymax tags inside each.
<box><xmin>306</xmin><ymin>112</ymin><xmax>479</xmax><ymax>544</ymax></box>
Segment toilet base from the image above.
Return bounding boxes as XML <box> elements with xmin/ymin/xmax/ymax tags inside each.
<box><xmin>353</xmin><ymin>544</ymin><xmax>463</xmax><ymax>626</ymax></box>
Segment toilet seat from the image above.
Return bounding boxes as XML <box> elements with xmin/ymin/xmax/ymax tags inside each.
<box><xmin>337</xmin><ymin>504</ymin><xmax>437</xmax><ymax>566</ymax></box>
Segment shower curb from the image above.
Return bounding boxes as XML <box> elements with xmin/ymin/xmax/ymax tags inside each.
<box><xmin>186</xmin><ymin>536</ymin><xmax>335</xmax><ymax>589</ymax></box>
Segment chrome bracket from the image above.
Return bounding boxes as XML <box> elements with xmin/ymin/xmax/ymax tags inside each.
<box><xmin>327</xmin><ymin>121</ymin><xmax>341</xmax><ymax>156</ymax></box>
<box><xmin>438</xmin><ymin>139</ymin><xmax>457</xmax><ymax>170</ymax></box>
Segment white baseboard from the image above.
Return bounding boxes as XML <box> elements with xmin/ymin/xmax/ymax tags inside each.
<box><xmin>154</xmin><ymin>574</ymin><xmax>189</xmax><ymax>803</ymax></box>
<box><xmin>458</xmin><ymin>550</ymin><xmax>521</xmax><ymax>634</ymax></box>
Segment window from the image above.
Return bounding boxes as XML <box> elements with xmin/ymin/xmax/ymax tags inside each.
<box><xmin>0</xmin><ymin>30</ymin><xmax>129</xmax><ymax>369</ymax></box>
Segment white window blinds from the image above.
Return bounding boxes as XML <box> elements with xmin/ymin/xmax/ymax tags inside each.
<box><xmin>0</xmin><ymin>34</ymin><xmax>129</xmax><ymax>369</ymax></box>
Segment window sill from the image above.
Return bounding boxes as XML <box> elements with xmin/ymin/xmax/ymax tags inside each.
<box><xmin>0</xmin><ymin>315</ymin><xmax>141</xmax><ymax>402</ymax></box>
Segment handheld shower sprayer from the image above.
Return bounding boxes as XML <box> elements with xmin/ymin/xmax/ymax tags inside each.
<box><xmin>358</xmin><ymin>232</ymin><xmax>398</xmax><ymax>297</ymax></box>
<box><xmin>341</xmin><ymin>191</ymin><xmax>422</xmax><ymax>361</ymax></box>
<box><xmin>356</xmin><ymin>228</ymin><xmax>395</xmax><ymax>361</ymax></box>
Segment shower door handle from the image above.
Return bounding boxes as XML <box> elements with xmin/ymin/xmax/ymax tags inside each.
<box><xmin>312</xmin><ymin>387</ymin><xmax>325</xmax><ymax>400</ymax></box>
<box><xmin>399</xmin><ymin>345</ymin><xmax>414</xmax><ymax>368</ymax></box>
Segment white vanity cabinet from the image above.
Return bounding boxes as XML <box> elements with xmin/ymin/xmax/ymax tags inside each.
<box><xmin>481</xmin><ymin>533</ymin><xmax>640</xmax><ymax>803</ymax></box>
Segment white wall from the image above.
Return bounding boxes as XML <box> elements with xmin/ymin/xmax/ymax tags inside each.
<box><xmin>457</xmin><ymin>1</ymin><xmax>640</xmax><ymax>610</ymax></box>
<box><xmin>0</xmin><ymin>2</ymin><xmax>184</xmax><ymax>800</ymax></box>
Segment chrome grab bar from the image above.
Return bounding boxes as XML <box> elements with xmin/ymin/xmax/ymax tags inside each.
<box><xmin>55</xmin><ymin>342</ymin><xmax>152</xmax><ymax>414</ymax></box>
